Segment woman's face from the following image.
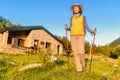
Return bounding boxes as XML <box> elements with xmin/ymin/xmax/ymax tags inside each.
<box><xmin>73</xmin><ymin>6</ymin><xmax>81</xmax><ymax>14</ymax></box>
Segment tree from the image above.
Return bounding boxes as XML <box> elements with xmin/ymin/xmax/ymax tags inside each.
<box><xmin>113</xmin><ymin>45</ymin><xmax>120</xmax><ymax>56</ymax></box>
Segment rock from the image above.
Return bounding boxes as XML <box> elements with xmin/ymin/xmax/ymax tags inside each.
<box><xmin>18</xmin><ymin>63</ymin><xmax>42</xmax><ymax>71</ymax></box>
<box><xmin>51</xmin><ymin>56</ymin><xmax>58</xmax><ymax>62</ymax></box>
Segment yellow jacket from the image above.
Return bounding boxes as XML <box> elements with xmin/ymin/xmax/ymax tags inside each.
<box><xmin>70</xmin><ymin>15</ymin><xmax>85</xmax><ymax>36</ymax></box>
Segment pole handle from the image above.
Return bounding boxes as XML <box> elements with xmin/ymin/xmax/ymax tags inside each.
<box><xmin>91</xmin><ymin>28</ymin><xmax>97</xmax><ymax>36</ymax></box>
<box><xmin>65</xmin><ymin>24</ymin><xmax>69</xmax><ymax>31</ymax></box>
<box><xmin>94</xmin><ymin>28</ymin><xmax>97</xmax><ymax>35</ymax></box>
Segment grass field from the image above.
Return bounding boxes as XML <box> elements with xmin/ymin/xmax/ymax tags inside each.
<box><xmin>0</xmin><ymin>52</ymin><xmax>120</xmax><ymax>80</ymax></box>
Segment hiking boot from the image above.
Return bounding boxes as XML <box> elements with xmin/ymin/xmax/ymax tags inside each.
<box><xmin>82</xmin><ymin>66</ymin><xmax>86</xmax><ymax>72</ymax></box>
<box><xmin>77</xmin><ymin>71</ymin><xmax>82</xmax><ymax>75</ymax></box>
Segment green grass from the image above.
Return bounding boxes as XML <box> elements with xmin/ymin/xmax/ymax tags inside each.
<box><xmin>0</xmin><ymin>52</ymin><xmax>120</xmax><ymax>80</ymax></box>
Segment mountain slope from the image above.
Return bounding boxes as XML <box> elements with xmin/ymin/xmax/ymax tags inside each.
<box><xmin>110</xmin><ymin>37</ymin><xmax>120</xmax><ymax>46</ymax></box>
<box><xmin>0</xmin><ymin>16</ymin><xmax>5</xmax><ymax>20</ymax></box>
<box><xmin>0</xmin><ymin>16</ymin><xmax>12</xmax><ymax>28</ymax></box>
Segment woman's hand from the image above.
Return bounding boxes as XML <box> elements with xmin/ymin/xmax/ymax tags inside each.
<box><xmin>65</xmin><ymin>25</ymin><xmax>69</xmax><ymax>30</ymax></box>
<box><xmin>92</xmin><ymin>29</ymin><xmax>97</xmax><ymax>35</ymax></box>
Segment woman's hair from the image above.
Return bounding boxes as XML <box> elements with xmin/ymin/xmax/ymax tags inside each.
<box><xmin>79</xmin><ymin>10</ymin><xmax>82</xmax><ymax>14</ymax></box>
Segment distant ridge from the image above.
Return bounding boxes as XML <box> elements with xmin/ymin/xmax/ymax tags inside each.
<box><xmin>0</xmin><ymin>16</ymin><xmax>12</xmax><ymax>28</ymax></box>
<box><xmin>110</xmin><ymin>37</ymin><xmax>120</xmax><ymax>46</ymax></box>
<box><xmin>0</xmin><ymin>16</ymin><xmax>6</xmax><ymax>20</ymax></box>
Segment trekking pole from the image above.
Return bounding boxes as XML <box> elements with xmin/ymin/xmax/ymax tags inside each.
<box><xmin>89</xmin><ymin>28</ymin><xmax>96</xmax><ymax>73</ymax></box>
<box><xmin>65</xmin><ymin>24</ymin><xmax>70</xmax><ymax>70</ymax></box>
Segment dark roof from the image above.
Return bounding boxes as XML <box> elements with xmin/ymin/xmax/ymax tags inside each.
<box><xmin>3</xmin><ymin>26</ymin><xmax>44</xmax><ymax>32</ymax></box>
<box><xmin>0</xmin><ymin>26</ymin><xmax>63</xmax><ymax>44</ymax></box>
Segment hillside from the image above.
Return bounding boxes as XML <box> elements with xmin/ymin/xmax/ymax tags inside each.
<box><xmin>0</xmin><ymin>16</ymin><xmax>5</xmax><ymax>20</ymax></box>
<box><xmin>111</xmin><ymin>37</ymin><xmax>120</xmax><ymax>46</ymax></box>
<box><xmin>0</xmin><ymin>52</ymin><xmax>120</xmax><ymax>80</ymax></box>
<box><xmin>0</xmin><ymin>16</ymin><xmax>12</xmax><ymax>28</ymax></box>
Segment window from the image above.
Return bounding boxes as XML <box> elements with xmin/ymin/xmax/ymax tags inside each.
<box><xmin>34</xmin><ymin>39</ymin><xmax>39</xmax><ymax>47</ymax></box>
<box><xmin>57</xmin><ymin>45</ymin><xmax>60</xmax><ymax>54</ymax></box>
<box><xmin>40</xmin><ymin>42</ymin><xmax>44</xmax><ymax>48</ymax></box>
<box><xmin>46</xmin><ymin>42</ymin><xmax>51</xmax><ymax>49</ymax></box>
<box><xmin>18</xmin><ymin>39</ymin><xmax>25</xmax><ymax>47</ymax></box>
<box><xmin>7</xmin><ymin>37</ymin><xmax>12</xmax><ymax>44</ymax></box>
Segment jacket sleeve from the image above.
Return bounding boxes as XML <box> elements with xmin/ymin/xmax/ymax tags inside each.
<box><xmin>84</xmin><ymin>16</ymin><xmax>93</xmax><ymax>33</ymax></box>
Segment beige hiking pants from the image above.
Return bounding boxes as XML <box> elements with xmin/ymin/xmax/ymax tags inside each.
<box><xmin>70</xmin><ymin>36</ymin><xmax>85</xmax><ymax>71</ymax></box>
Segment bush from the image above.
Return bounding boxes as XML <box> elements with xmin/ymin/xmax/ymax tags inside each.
<box><xmin>109</xmin><ymin>52</ymin><xmax>118</xmax><ymax>59</ymax></box>
<box><xmin>113</xmin><ymin>45</ymin><xmax>120</xmax><ymax>56</ymax></box>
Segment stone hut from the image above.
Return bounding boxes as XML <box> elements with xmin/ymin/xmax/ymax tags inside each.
<box><xmin>0</xmin><ymin>26</ymin><xmax>63</xmax><ymax>54</ymax></box>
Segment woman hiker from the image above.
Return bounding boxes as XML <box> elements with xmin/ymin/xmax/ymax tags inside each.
<box><xmin>65</xmin><ymin>3</ymin><xmax>96</xmax><ymax>75</ymax></box>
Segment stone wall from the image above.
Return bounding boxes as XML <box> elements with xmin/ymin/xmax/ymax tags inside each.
<box><xmin>2</xmin><ymin>31</ymin><xmax>9</xmax><ymax>46</ymax></box>
<box><xmin>0</xmin><ymin>33</ymin><xmax>3</xmax><ymax>46</ymax></box>
<box><xmin>0</xmin><ymin>31</ymin><xmax>8</xmax><ymax>46</ymax></box>
<box><xmin>0</xmin><ymin>31</ymin><xmax>9</xmax><ymax>52</ymax></box>
<box><xmin>0</xmin><ymin>29</ymin><xmax>63</xmax><ymax>54</ymax></box>
<box><xmin>25</xmin><ymin>29</ymin><xmax>63</xmax><ymax>54</ymax></box>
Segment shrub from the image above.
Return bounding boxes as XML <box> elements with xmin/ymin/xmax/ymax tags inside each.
<box><xmin>113</xmin><ymin>45</ymin><xmax>120</xmax><ymax>56</ymax></box>
<box><xmin>109</xmin><ymin>52</ymin><xmax>118</xmax><ymax>59</ymax></box>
